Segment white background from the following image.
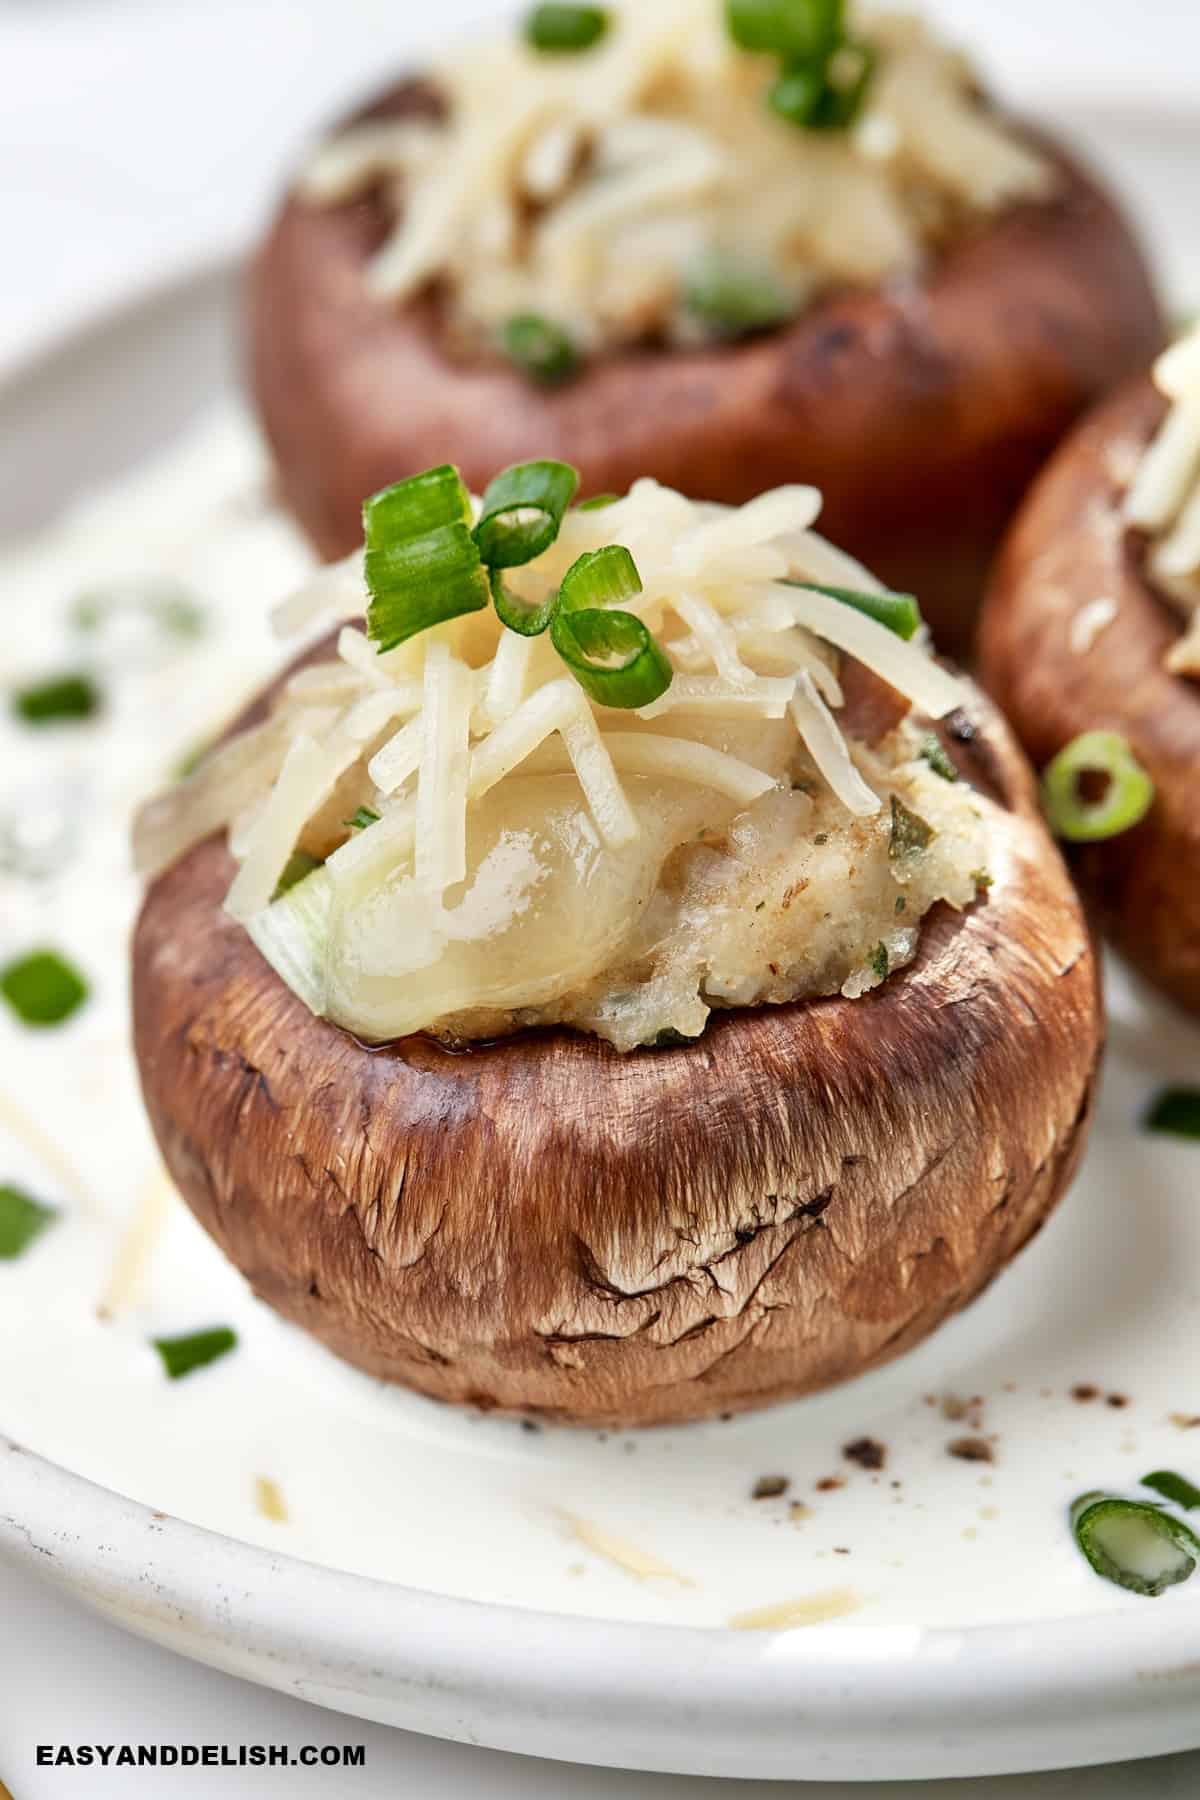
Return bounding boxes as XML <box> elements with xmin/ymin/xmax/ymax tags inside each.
<box><xmin>2</xmin><ymin>2</ymin><xmax>1200</xmax><ymax>1794</ymax></box>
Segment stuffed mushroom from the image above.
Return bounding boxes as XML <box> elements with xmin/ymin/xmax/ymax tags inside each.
<box><xmin>248</xmin><ymin>0</ymin><xmax>1163</xmax><ymax>656</ymax></box>
<box><xmin>132</xmin><ymin>461</ymin><xmax>1101</xmax><ymax>1426</ymax></box>
<box><xmin>980</xmin><ymin>327</ymin><xmax>1200</xmax><ymax>1014</ymax></box>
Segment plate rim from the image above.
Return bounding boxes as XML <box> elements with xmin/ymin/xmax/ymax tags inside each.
<box><xmin>3</xmin><ymin>244</ymin><xmax>1200</xmax><ymax>1783</ymax></box>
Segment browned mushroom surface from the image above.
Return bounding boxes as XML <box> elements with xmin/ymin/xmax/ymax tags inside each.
<box><xmin>133</xmin><ymin>672</ymin><xmax>1100</xmax><ymax>1428</ymax></box>
<box><xmin>248</xmin><ymin>95</ymin><xmax>1161</xmax><ymax>658</ymax></box>
<box><xmin>979</xmin><ymin>375</ymin><xmax>1200</xmax><ymax>1014</ymax></box>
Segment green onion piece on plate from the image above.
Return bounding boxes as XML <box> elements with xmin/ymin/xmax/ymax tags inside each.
<box><xmin>551</xmin><ymin>547</ymin><xmax>672</xmax><ymax>709</ymax></box>
<box><xmin>12</xmin><ymin>674</ymin><xmax>101</xmax><ymax>726</ymax></box>
<box><xmin>523</xmin><ymin>3</ymin><xmax>609</xmax><ymax>54</ymax></box>
<box><xmin>1041</xmin><ymin>731</ymin><xmax>1154</xmax><ymax>843</ymax></box>
<box><xmin>490</xmin><ymin>569</ymin><xmax>560</xmax><ymax>639</ymax></box>
<box><xmin>0</xmin><ymin>949</ymin><xmax>89</xmax><ymax>1027</ymax></box>
<box><xmin>791</xmin><ymin>581</ymin><xmax>921</xmax><ymax>641</ymax></box>
<box><xmin>502</xmin><ymin>314</ymin><xmax>580</xmax><ymax>385</ymax></box>
<box><xmin>1071</xmin><ymin>1491</ymin><xmax>1200</xmax><ymax>1597</ymax></box>
<box><xmin>1144</xmin><ymin>1088</ymin><xmax>1200</xmax><ymax>1142</ymax></box>
<box><xmin>273</xmin><ymin>850</ymin><xmax>323</xmax><ymax>901</ymax></box>
<box><xmin>920</xmin><ymin>735</ymin><xmax>959</xmax><ymax>782</ymax></box>
<box><xmin>474</xmin><ymin>460</ymin><xmax>581</xmax><ymax>569</ymax></box>
<box><xmin>365</xmin><ymin>523</ymin><xmax>490</xmax><ymax>653</ymax></box>
<box><xmin>363</xmin><ymin>465</ymin><xmax>473</xmax><ymax>548</ymax></box>
<box><xmin>1142</xmin><ymin>1470</ymin><xmax>1200</xmax><ymax>1510</ymax></box>
<box><xmin>344</xmin><ymin>808</ymin><xmax>380</xmax><ymax>833</ymax></box>
<box><xmin>0</xmin><ymin>1183</ymin><xmax>58</xmax><ymax>1261</ymax></box>
<box><xmin>725</xmin><ymin>0</ymin><xmax>843</xmax><ymax>60</ymax></box>
<box><xmin>685</xmin><ymin>256</ymin><xmax>795</xmax><ymax>340</ymax></box>
<box><xmin>153</xmin><ymin>1327</ymin><xmax>238</xmax><ymax>1382</ymax></box>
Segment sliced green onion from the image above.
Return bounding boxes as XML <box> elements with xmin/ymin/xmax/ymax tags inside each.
<box><xmin>1071</xmin><ymin>1491</ymin><xmax>1200</xmax><ymax>1597</ymax></box>
<box><xmin>344</xmin><ymin>808</ymin><xmax>380</xmax><ymax>832</ymax></box>
<box><xmin>523</xmin><ymin>3</ymin><xmax>609</xmax><ymax>53</ymax></box>
<box><xmin>790</xmin><ymin>582</ymin><xmax>921</xmax><ymax>641</ymax></box>
<box><xmin>12</xmin><ymin>674</ymin><xmax>101</xmax><ymax>726</ymax></box>
<box><xmin>768</xmin><ymin>59</ymin><xmax>827</xmax><ymax>127</ymax></box>
<box><xmin>0</xmin><ymin>949</ymin><xmax>89</xmax><ymax>1027</ymax></box>
<box><xmin>870</xmin><ymin>942</ymin><xmax>889</xmax><ymax>981</ymax></box>
<box><xmin>474</xmin><ymin>461</ymin><xmax>580</xmax><ymax>569</ymax></box>
<box><xmin>725</xmin><ymin>0</ymin><xmax>843</xmax><ymax>60</ymax></box>
<box><xmin>552</xmin><ymin>607</ymin><xmax>674</xmax><ymax>709</ymax></box>
<box><xmin>365</xmin><ymin>522</ymin><xmax>490</xmax><ymax>652</ymax></box>
<box><xmin>684</xmin><ymin>256</ymin><xmax>795</xmax><ymax>340</ymax></box>
<box><xmin>1041</xmin><ymin>731</ymin><xmax>1154</xmax><ymax>844</ymax></box>
<box><xmin>1144</xmin><ymin>1088</ymin><xmax>1200</xmax><ymax>1142</ymax></box>
<box><xmin>153</xmin><ymin>1326</ymin><xmax>238</xmax><ymax>1381</ymax></box>
<box><xmin>490</xmin><ymin>569</ymin><xmax>560</xmax><ymax>638</ymax></box>
<box><xmin>363</xmin><ymin>465</ymin><xmax>473</xmax><ymax>549</ymax></box>
<box><xmin>889</xmin><ymin>795</ymin><xmax>933</xmax><ymax>861</ymax></box>
<box><xmin>558</xmin><ymin>544</ymin><xmax>643</xmax><ymax>613</ymax></box>
<box><xmin>806</xmin><ymin>40</ymin><xmax>876</xmax><ymax>130</ymax></box>
<box><xmin>578</xmin><ymin>494</ymin><xmax>621</xmax><ymax>512</ymax></box>
<box><xmin>921</xmin><ymin>735</ymin><xmax>959</xmax><ymax>783</ymax></box>
<box><xmin>0</xmin><ymin>1184</ymin><xmax>57</xmax><ymax>1261</ymax></box>
<box><xmin>502</xmin><ymin>314</ymin><xmax>580</xmax><ymax>386</ymax></box>
<box><xmin>272</xmin><ymin>850</ymin><xmax>323</xmax><ymax>901</ymax></box>
<box><xmin>1142</xmin><ymin>1470</ymin><xmax>1200</xmax><ymax>1510</ymax></box>
<box><xmin>550</xmin><ymin>549</ymin><xmax>671</xmax><ymax>708</ymax></box>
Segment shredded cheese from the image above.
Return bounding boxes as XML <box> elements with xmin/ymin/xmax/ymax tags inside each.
<box><xmin>1125</xmin><ymin>323</ymin><xmax>1200</xmax><ymax>674</ymax></box>
<box><xmin>297</xmin><ymin>1</ymin><xmax>1052</xmax><ymax>360</ymax></box>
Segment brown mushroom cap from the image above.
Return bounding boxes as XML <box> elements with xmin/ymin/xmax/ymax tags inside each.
<box><xmin>979</xmin><ymin>374</ymin><xmax>1200</xmax><ymax>1014</ymax></box>
<box><xmin>246</xmin><ymin>85</ymin><xmax>1162</xmax><ymax>658</ymax></box>
<box><xmin>132</xmin><ymin>661</ymin><xmax>1101</xmax><ymax>1427</ymax></box>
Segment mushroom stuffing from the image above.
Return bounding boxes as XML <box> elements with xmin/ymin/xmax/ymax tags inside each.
<box><xmin>131</xmin><ymin>464</ymin><xmax>1103</xmax><ymax>1425</ymax></box>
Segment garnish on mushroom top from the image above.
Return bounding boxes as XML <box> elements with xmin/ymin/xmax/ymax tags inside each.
<box><xmin>300</xmin><ymin>0</ymin><xmax>1053</xmax><ymax>374</ymax></box>
<box><xmin>134</xmin><ymin>463</ymin><xmax>990</xmax><ymax>1051</ymax></box>
<box><xmin>1124</xmin><ymin>324</ymin><xmax>1200</xmax><ymax>676</ymax></box>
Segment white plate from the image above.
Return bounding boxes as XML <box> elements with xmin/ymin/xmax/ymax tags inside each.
<box><xmin>2</xmin><ymin>104</ymin><xmax>1200</xmax><ymax>1784</ymax></box>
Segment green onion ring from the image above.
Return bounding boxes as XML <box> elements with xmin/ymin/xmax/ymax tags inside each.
<box><xmin>501</xmin><ymin>314</ymin><xmax>580</xmax><ymax>386</ymax></box>
<box><xmin>363</xmin><ymin>465</ymin><xmax>472</xmax><ymax>548</ymax></box>
<box><xmin>474</xmin><ymin>460</ymin><xmax>581</xmax><ymax>569</ymax></box>
<box><xmin>725</xmin><ymin>0</ymin><xmax>843</xmax><ymax>61</ymax></box>
<box><xmin>1071</xmin><ymin>1492</ymin><xmax>1200</xmax><ymax>1597</ymax></box>
<box><xmin>1041</xmin><ymin>731</ymin><xmax>1154</xmax><ymax>843</ymax></box>
<box><xmin>523</xmin><ymin>3</ymin><xmax>609</xmax><ymax>54</ymax></box>
<box><xmin>1142</xmin><ymin>1471</ymin><xmax>1200</xmax><ymax>1510</ymax></box>
<box><xmin>490</xmin><ymin>568</ymin><xmax>560</xmax><ymax>638</ymax></box>
<box><xmin>550</xmin><ymin>547</ymin><xmax>672</xmax><ymax>708</ymax></box>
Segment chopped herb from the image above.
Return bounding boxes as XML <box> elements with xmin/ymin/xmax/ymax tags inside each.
<box><xmin>552</xmin><ymin>547</ymin><xmax>673</xmax><ymax>709</ymax></box>
<box><xmin>174</xmin><ymin>739</ymin><xmax>211</xmax><ymax>781</ymax></box>
<box><xmin>921</xmin><ymin>735</ymin><xmax>959</xmax><ymax>782</ymax></box>
<box><xmin>1071</xmin><ymin>1491</ymin><xmax>1200</xmax><ymax>1597</ymax></box>
<box><xmin>272</xmin><ymin>851</ymin><xmax>323</xmax><ymax>901</ymax></box>
<box><xmin>870</xmin><ymin>943</ymin><xmax>889</xmax><ymax>981</ymax></box>
<box><xmin>502</xmin><ymin>313</ymin><xmax>580</xmax><ymax>385</ymax></box>
<box><xmin>971</xmin><ymin>868</ymin><xmax>994</xmax><ymax>891</ymax></box>
<box><xmin>578</xmin><ymin>494</ymin><xmax>620</xmax><ymax>512</ymax></box>
<box><xmin>894</xmin><ymin>896</ymin><xmax>906</xmax><ymax>915</ymax></box>
<box><xmin>787</xmin><ymin>580</ymin><xmax>921</xmax><ymax>641</ymax></box>
<box><xmin>1142</xmin><ymin>1471</ymin><xmax>1200</xmax><ymax>1510</ymax></box>
<box><xmin>475</xmin><ymin>461</ymin><xmax>581</xmax><ymax>569</ymax></box>
<box><xmin>523</xmin><ymin>3</ymin><xmax>609</xmax><ymax>53</ymax></box>
<box><xmin>725</xmin><ymin>0</ymin><xmax>843</xmax><ymax>61</ymax></box>
<box><xmin>1144</xmin><ymin>1088</ymin><xmax>1200</xmax><ymax>1142</ymax></box>
<box><xmin>812</xmin><ymin>831</ymin><xmax>828</xmax><ymax>845</ymax></box>
<box><xmin>1</xmin><ymin>949</ymin><xmax>89</xmax><ymax>1027</ymax></box>
<box><xmin>344</xmin><ymin>807</ymin><xmax>381</xmax><ymax>832</ymax></box>
<box><xmin>889</xmin><ymin>795</ymin><xmax>933</xmax><ymax>860</ymax></box>
<box><xmin>12</xmin><ymin>674</ymin><xmax>101</xmax><ymax>726</ymax></box>
<box><xmin>153</xmin><ymin>1326</ymin><xmax>238</xmax><ymax>1381</ymax></box>
<box><xmin>684</xmin><ymin>255</ymin><xmax>795</xmax><ymax>340</ymax></box>
<box><xmin>0</xmin><ymin>1183</ymin><xmax>57</xmax><ymax>1260</ymax></box>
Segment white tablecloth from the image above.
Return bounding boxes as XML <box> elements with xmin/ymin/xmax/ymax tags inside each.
<box><xmin>3</xmin><ymin>2</ymin><xmax>1200</xmax><ymax>1793</ymax></box>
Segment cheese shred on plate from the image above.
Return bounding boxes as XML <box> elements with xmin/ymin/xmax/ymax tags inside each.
<box><xmin>298</xmin><ymin>0</ymin><xmax>1052</xmax><ymax>362</ymax></box>
<box><xmin>1125</xmin><ymin>322</ymin><xmax>1200</xmax><ymax>678</ymax></box>
<box><xmin>134</xmin><ymin>478</ymin><xmax>990</xmax><ymax>1051</ymax></box>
